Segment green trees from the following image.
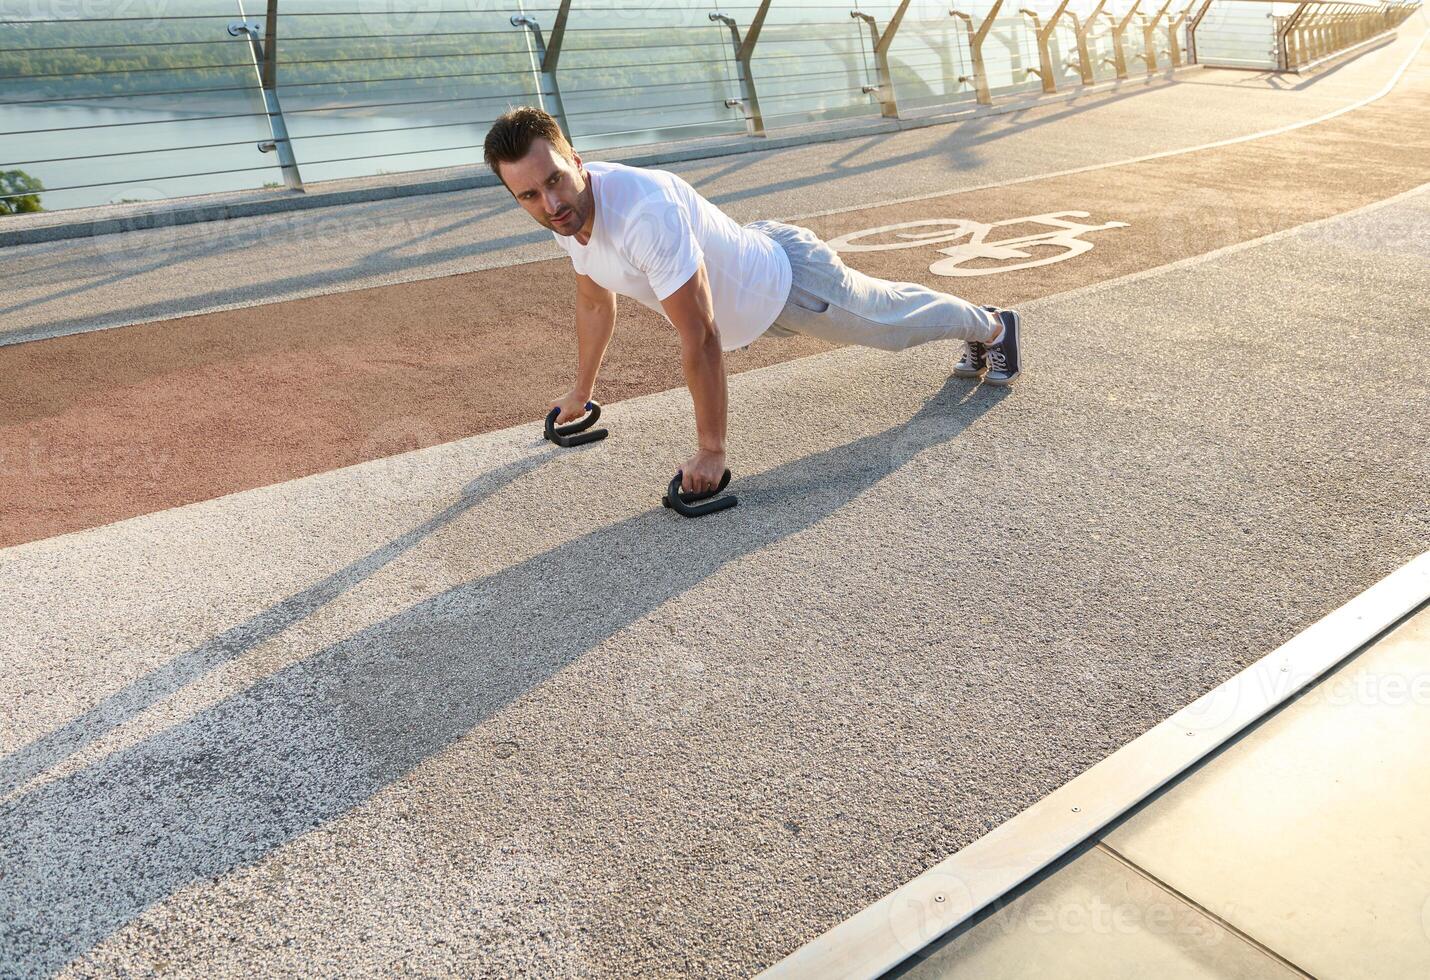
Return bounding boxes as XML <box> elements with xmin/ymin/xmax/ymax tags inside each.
<box><xmin>0</xmin><ymin>170</ymin><xmax>45</xmax><ymax>214</ymax></box>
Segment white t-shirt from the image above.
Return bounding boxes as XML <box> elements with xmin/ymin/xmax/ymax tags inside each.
<box><xmin>551</xmin><ymin>161</ymin><xmax>792</xmax><ymax>351</ymax></box>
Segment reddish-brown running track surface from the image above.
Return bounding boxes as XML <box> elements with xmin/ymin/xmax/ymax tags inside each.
<box><xmin>2</xmin><ymin>72</ymin><xmax>1427</xmax><ymax>550</ymax></box>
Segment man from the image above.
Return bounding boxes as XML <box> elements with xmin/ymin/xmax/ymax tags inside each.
<box><xmin>483</xmin><ymin>107</ymin><xmax>1021</xmax><ymax>496</ymax></box>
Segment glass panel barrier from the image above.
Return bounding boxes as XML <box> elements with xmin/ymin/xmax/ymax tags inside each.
<box><xmin>0</xmin><ymin>0</ymin><xmax>279</xmax><ymax>210</ymax></box>
<box><xmin>2</xmin><ymin>0</ymin><xmax>1418</xmax><ymax>213</ymax></box>
<box><xmin>1195</xmin><ymin>0</ymin><xmax>1278</xmax><ymax>67</ymax></box>
<box><xmin>275</xmin><ymin>1</ymin><xmax>535</xmax><ymax>184</ymax></box>
<box><xmin>558</xmin><ymin>0</ymin><xmax>745</xmax><ymax>152</ymax></box>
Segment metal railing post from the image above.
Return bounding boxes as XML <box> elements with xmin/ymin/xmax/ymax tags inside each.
<box><xmin>1303</xmin><ymin>6</ymin><xmax>1327</xmax><ymax>61</ymax></box>
<box><xmin>1314</xmin><ymin>5</ymin><xmax>1342</xmax><ymax>56</ymax></box>
<box><xmin>1336</xmin><ymin>5</ymin><xmax>1356</xmax><ymax>46</ymax></box>
<box><xmin>1278</xmin><ymin>1</ymin><xmax>1312</xmax><ymax>69</ymax></box>
<box><xmin>1321</xmin><ymin>3</ymin><xmax>1344</xmax><ymax>54</ymax></box>
<box><xmin>1100</xmin><ymin>1</ymin><xmax>1141</xmax><ymax>79</ymax></box>
<box><xmin>1306</xmin><ymin>9</ymin><xmax>1321</xmax><ymax>59</ymax></box>
<box><xmin>228</xmin><ymin>0</ymin><xmax>303</xmax><ymax>191</ymax></box>
<box><xmin>1165</xmin><ymin>1</ymin><xmax>1193</xmax><ymax>66</ymax></box>
<box><xmin>1313</xmin><ymin>5</ymin><xmax>1330</xmax><ymax>55</ymax></box>
<box><xmin>1322</xmin><ymin>5</ymin><xmax>1342</xmax><ymax>55</ymax></box>
<box><xmin>1063</xmin><ymin>0</ymin><xmax>1111</xmax><ymax>84</ymax></box>
<box><xmin>1019</xmin><ymin>8</ymin><xmax>1045</xmax><ymax>84</ymax></box>
<box><xmin>1319</xmin><ymin>5</ymin><xmax>1344</xmax><ymax>57</ymax></box>
<box><xmin>949</xmin><ymin>0</ymin><xmax>1007</xmax><ymax>105</ymax></box>
<box><xmin>851</xmin><ymin>0</ymin><xmax>915</xmax><ymax>118</ymax></box>
<box><xmin>1063</xmin><ymin>12</ymin><xmax>1090</xmax><ymax>82</ymax></box>
<box><xmin>1290</xmin><ymin>10</ymin><xmax>1309</xmax><ymax>65</ymax></box>
<box><xmin>1019</xmin><ymin>0</ymin><xmax>1073</xmax><ymax>92</ymax></box>
<box><xmin>1137</xmin><ymin>0</ymin><xmax>1174</xmax><ymax>72</ymax></box>
<box><xmin>1300</xmin><ymin>5</ymin><xmax>1323</xmax><ymax>57</ymax></box>
<box><xmin>1186</xmin><ymin>0</ymin><xmax>1216</xmax><ymax>64</ymax></box>
<box><xmin>511</xmin><ymin>0</ymin><xmax>572</xmax><ymax>141</ymax></box>
<box><xmin>1368</xmin><ymin>3</ymin><xmax>1388</xmax><ymax>38</ymax></box>
<box><xmin>1337</xmin><ymin>5</ymin><xmax>1355</xmax><ymax>46</ymax></box>
<box><xmin>710</xmin><ymin>0</ymin><xmax>774</xmax><ymax>136</ymax></box>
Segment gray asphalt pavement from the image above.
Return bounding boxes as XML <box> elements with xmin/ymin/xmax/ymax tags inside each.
<box><xmin>1</xmin><ymin>24</ymin><xmax>1423</xmax><ymax>347</ymax></box>
<box><xmin>3</xmin><ymin>184</ymin><xmax>1426</xmax><ymax>977</ymax></box>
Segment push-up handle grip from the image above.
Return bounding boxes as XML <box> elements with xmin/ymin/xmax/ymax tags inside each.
<box><xmin>544</xmin><ymin>401</ymin><xmax>608</xmax><ymax>447</ymax></box>
<box><xmin>663</xmin><ymin>468</ymin><xmax>737</xmax><ymax>517</ymax></box>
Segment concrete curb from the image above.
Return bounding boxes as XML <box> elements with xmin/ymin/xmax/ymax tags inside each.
<box><xmin>0</xmin><ymin>68</ymin><xmax>1199</xmax><ymax>249</ymax></box>
<box><xmin>761</xmin><ymin>552</ymin><xmax>1430</xmax><ymax>979</ymax></box>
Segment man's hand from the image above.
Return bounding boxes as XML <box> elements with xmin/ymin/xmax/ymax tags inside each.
<box><xmin>680</xmin><ymin>448</ymin><xmax>727</xmax><ymax>495</ymax></box>
<box><xmin>550</xmin><ymin>388</ymin><xmax>591</xmax><ymax>425</ymax></box>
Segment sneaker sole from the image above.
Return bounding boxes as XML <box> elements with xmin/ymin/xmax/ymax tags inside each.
<box><xmin>952</xmin><ymin>366</ymin><xmax>986</xmax><ymax>378</ymax></box>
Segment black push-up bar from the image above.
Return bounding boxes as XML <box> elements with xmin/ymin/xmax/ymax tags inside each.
<box><xmin>543</xmin><ymin>401</ymin><xmax>737</xmax><ymax>517</ymax></box>
<box><xmin>544</xmin><ymin>401</ymin><xmax>608</xmax><ymax>447</ymax></box>
<box><xmin>663</xmin><ymin>469</ymin><xmax>738</xmax><ymax>518</ymax></box>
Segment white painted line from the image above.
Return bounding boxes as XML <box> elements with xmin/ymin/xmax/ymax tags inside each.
<box><xmin>787</xmin><ymin>22</ymin><xmax>1428</xmax><ymax>223</ymax></box>
<box><xmin>760</xmin><ymin>552</ymin><xmax>1430</xmax><ymax>980</ymax></box>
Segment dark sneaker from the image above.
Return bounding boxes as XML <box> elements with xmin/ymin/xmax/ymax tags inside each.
<box><xmin>953</xmin><ymin>340</ymin><xmax>987</xmax><ymax>377</ymax></box>
<box><xmin>984</xmin><ymin>308</ymin><xmax>1022</xmax><ymax>386</ymax></box>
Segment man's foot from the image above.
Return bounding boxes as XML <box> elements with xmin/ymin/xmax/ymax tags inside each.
<box><xmin>953</xmin><ymin>340</ymin><xmax>987</xmax><ymax>377</ymax></box>
<box><xmin>983</xmin><ymin>308</ymin><xmax>1022</xmax><ymax>386</ymax></box>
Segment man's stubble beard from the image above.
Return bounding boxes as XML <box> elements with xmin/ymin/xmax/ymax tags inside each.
<box><xmin>548</xmin><ymin>173</ymin><xmax>592</xmax><ymax>237</ymax></box>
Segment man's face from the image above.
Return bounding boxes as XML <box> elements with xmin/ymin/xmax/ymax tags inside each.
<box><xmin>499</xmin><ymin>138</ymin><xmax>591</xmax><ymax>237</ymax></box>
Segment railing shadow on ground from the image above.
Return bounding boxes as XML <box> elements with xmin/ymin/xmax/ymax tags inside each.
<box><xmin>0</xmin><ymin>376</ymin><xmax>1006</xmax><ymax>977</ymax></box>
<box><xmin>789</xmin><ymin>75</ymin><xmax>1175</xmax><ymax>180</ymax></box>
<box><xmin>0</xmin><ymin>197</ymin><xmax>523</xmax><ymax>328</ymax></box>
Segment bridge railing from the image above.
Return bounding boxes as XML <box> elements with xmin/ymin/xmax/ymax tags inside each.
<box><xmin>1280</xmin><ymin>0</ymin><xmax>1420</xmax><ymax>69</ymax></box>
<box><xmin>0</xmin><ymin>0</ymin><xmax>1419</xmax><ymax>214</ymax></box>
<box><xmin>1189</xmin><ymin>0</ymin><xmax>1420</xmax><ymax>70</ymax></box>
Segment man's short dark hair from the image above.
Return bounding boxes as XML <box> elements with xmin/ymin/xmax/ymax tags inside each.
<box><xmin>483</xmin><ymin>106</ymin><xmax>576</xmax><ymax>186</ymax></box>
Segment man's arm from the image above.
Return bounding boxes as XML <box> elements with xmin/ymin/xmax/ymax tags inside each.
<box><xmin>659</xmin><ymin>261</ymin><xmax>729</xmax><ymax>495</ymax></box>
<box><xmin>553</xmin><ymin>272</ymin><xmax>617</xmax><ymax>422</ymax></box>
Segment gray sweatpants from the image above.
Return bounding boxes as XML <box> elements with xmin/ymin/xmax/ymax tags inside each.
<box><xmin>746</xmin><ymin>219</ymin><xmax>994</xmax><ymax>350</ymax></box>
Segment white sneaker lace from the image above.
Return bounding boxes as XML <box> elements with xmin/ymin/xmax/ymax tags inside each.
<box><xmin>987</xmin><ymin>345</ymin><xmax>1007</xmax><ymax>372</ymax></box>
<box><xmin>961</xmin><ymin>341</ymin><xmax>985</xmax><ymax>366</ymax></box>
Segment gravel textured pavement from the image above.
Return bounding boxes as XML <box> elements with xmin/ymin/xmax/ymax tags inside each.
<box><xmin>2</xmin><ymin>32</ymin><xmax>1427</xmax><ymax>550</ymax></box>
<box><xmin>2</xmin><ymin>184</ymin><xmax>1426</xmax><ymax>977</ymax></box>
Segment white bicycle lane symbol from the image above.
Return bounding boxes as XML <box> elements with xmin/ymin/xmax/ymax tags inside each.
<box><xmin>825</xmin><ymin>210</ymin><xmax>1129</xmax><ymax>277</ymax></box>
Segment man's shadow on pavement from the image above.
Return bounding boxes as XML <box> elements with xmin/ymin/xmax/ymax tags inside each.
<box><xmin>0</xmin><ymin>452</ymin><xmax>556</xmax><ymax>800</ymax></box>
<box><xmin>0</xmin><ymin>376</ymin><xmax>1006</xmax><ymax>976</ymax></box>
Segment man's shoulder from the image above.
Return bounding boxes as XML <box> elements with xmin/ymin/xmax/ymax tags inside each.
<box><xmin>589</xmin><ymin>159</ymin><xmax>683</xmax><ymax>195</ymax></box>
<box><xmin>596</xmin><ymin>163</ymin><xmax>695</xmax><ymax>240</ymax></box>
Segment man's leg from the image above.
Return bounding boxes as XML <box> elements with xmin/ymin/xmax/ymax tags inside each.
<box><xmin>752</xmin><ymin>220</ymin><xmax>1022</xmax><ymax>383</ymax></box>
<box><xmin>779</xmin><ymin>276</ymin><xmax>999</xmax><ymax>351</ymax></box>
